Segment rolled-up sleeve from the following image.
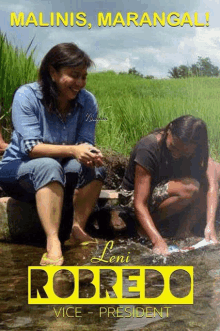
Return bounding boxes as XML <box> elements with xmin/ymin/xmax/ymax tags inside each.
<box><xmin>24</xmin><ymin>139</ymin><xmax>43</xmax><ymax>153</ymax></box>
<box><xmin>12</xmin><ymin>86</ymin><xmax>43</xmax><ymax>141</ymax></box>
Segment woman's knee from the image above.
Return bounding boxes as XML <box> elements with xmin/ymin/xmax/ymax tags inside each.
<box><xmin>31</xmin><ymin>158</ymin><xmax>65</xmax><ymax>190</ymax></box>
<box><xmin>76</xmin><ymin>165</ymin><xmax>105</xmax><ymax>188</ymax></box>
<box><xmin>95</xmin><ymin>166</ymin><xmax>106</xmax><ymax>181</ymax></box>
<box><xmin>169</xmin><ymin>177</ymin><xmax>200</xmax><ymax>200</ymax></box>
<box><xmin>63</xmin><ymin>159</ymin><xmax>106</xmax><ymax>181</ymax></box>
<box><xmin>62</xmin><ymin>158</ymin><xmax>106</xmax><ymax>192</ymax></box>
<box><xmin>182</xmin><ymin>178</ymin><xmax>200</xmax><ymax>199</ymax></box>
<box><xmin>62</xmin><ymin>158</ymin><xmax>81</xmax><ymax>174</ymax></box>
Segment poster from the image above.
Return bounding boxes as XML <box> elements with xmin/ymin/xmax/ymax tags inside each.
<box><xmin>0</xmin><ymin>1</ymin><xmax>220</xmax><ymax>330</ymax></box>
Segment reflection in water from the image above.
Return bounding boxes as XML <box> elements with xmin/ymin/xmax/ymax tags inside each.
<box><xmin>0</xmin><ymin>236</ymin><xmax>220</xmax><ymax>330</ymax></box>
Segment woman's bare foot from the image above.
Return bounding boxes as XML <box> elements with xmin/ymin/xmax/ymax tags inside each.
<box><xmin>40</xmin><ymin>253</ymin><xmax>64</xmax><ymax>266</ymax></box>
<box><xmin>69</xmin><ymin>223</ymin><xmax>96</xmax><ymax>246</ymax></box>
<box><xmin>40</xmin><ymin>235</ymin><xmax>63</xmax><ymax>266</ymax></box>
<box><xmin>46</xmin><ymin>235</ymin><xmax>63</xmax><ymax>260</ymax></box>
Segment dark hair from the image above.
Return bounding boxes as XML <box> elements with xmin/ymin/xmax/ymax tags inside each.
<box><xmin>159</xmin><ymin>115</ymin><xmax>209</xmax><ymax>180</ymax></box>
<box><xmin>38</xmin><ymin>43</ymin><xmax>93</xmax><ymax>112</ymax></box>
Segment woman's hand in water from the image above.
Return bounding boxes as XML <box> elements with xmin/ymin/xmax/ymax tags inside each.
<box><xmin>152</xmin><ymin>238</ymin><xmax>170</xmax><ymax>256</ymax></box>
<box><xmin>204</xmin><ymin>223</ymin><xmax>218</xmax><ymax>243</ymax></box>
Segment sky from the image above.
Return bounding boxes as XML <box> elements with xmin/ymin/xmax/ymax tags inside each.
<box><xmin>1</xmin><ymin>0</ymin><xmax>220</xmax><ymax>78</ymax></box>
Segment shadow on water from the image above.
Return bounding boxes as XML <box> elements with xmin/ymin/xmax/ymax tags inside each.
<box><xmin>1</xmin><ymin>235</ymin><xmax>220</xmax><ymax>331</ymax></box>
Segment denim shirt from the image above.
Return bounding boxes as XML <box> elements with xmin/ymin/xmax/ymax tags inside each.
<box><xmin>0</xmin><ymin>82</ymin><xmax>98</xmax><ymax>164</ymax></box>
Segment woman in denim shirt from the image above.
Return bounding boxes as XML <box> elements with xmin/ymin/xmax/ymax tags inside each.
<box><xmin>0</xmin><ymin>43</ymin><xmax>105</xmax><ymax>265</ymax></box>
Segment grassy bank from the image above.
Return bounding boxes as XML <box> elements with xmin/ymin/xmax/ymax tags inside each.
<box><xmin>86</xmin><ymin>71</ymin><xmax>220</xmax><ymax>158</ymax></box>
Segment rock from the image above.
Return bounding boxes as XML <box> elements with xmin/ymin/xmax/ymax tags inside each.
<box><xmin>0</xmin><ymin>197</ymin><xmax>11</xmax><ymax>241</ymax></box>
<box><xmin>0</xmin><ymin>197</ymin><xmax>72</xmax><ymax>244</ymax></box>
<box><xmin>0</xmin><ymin>197</ymin><xmax>43</xmax><ymax>243</ymax></box>
<box><xmin>0</xmin><ymin>191</ymin><xmax>128</xmax><ymax>244</ymax></box>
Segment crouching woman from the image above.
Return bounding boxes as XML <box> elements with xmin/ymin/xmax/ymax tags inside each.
<box><xmin>120</xmin><ymin>115</ymin><xmax>219</xmax><ymax>255</ymax></box>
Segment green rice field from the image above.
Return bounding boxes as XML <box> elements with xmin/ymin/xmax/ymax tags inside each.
<box><xmin>87</xmin><ymin>72</ymin><xmax>220</xmax><ymax>158</ymax></box>
<box><xmin>1</xmin><ymin>32</ymin><xmax>220</xmax><ymax>159</ymax></box>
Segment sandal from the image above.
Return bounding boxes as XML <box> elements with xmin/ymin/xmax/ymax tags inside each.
<box><xmin>40</xmin><ymin>253</ymin><xmax>64</xmax><ymax>266</ymax></box>
<box><xmin>79</xmin><ymin>238</ymin><xmax>99</xmax><ymax>246</ymax></box>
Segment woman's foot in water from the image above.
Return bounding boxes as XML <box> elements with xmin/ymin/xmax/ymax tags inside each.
<box><xmin>68</xmin><ymin>223</ymin><xmax>97</xmax><ymax>246</ymax></box>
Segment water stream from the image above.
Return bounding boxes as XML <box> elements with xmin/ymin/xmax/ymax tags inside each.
<box><xmin>0</xmin><ymin>235</ymin><xmax>220</xmax><ymax>331</ymax></box>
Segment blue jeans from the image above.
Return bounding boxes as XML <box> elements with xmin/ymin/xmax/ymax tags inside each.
<box><xmin>0</xmin><ymin>157</ymin><xmax>106</xmax><ymax>202</ymax></box>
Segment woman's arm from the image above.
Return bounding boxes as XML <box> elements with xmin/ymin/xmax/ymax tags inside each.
<box><xmin>134</xmin><ymin>163</ymin><xmax>170</xmax><ymax>255</ymax></box>
<box><xmin>12</xmin><ymin>86</ymin><xmax>103</xmax><ymax>166</ymax></box>
<box><xmin>29</xmin><ymin>143</ymin><xmax>103</xmax><ymax>167</ymax></box>
<box><xmin>204</xmin><ymin>157</ymin><xmax>219</xmax><ymax>243</ymax></box>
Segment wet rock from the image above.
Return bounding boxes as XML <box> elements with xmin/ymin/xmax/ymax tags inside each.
<box><xmin>5</xmin><ymin>316</ymin><xmax>32</xmax><ymax>328</ymax></box>
<box><xmin>0</xmin><ymin>302</ymin><xmax>23</xmax><ymax>314</ymax></box>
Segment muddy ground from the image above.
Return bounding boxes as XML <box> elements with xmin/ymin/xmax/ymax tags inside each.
<box><xmin>102</xmin><ymin>152</ymin><xmax>129</xmax><ymax>189</ymax></box>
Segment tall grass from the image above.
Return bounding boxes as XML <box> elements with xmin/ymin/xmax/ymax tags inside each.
<box><xmin>0</xmin><ymin>32</ymin><xmax>38</xmax><ymax>139</ymax></box>
<box><xmin>86</xmin><ymin>71</ymin><xmax>220</xmax><ymax>158</ymax></box>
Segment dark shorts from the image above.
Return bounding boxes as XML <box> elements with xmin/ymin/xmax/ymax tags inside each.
<box><xmin>119</xmin><ymin>180</ymin><xmax>169</xmax><ymax>213</ymax></box>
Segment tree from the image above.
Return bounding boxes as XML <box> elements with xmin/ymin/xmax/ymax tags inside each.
<box><xmin>196</xmin><ymin>57</ymin><xmax>220</xmax><ymax>77</ymax></box>
<box><xmin>128</xmin><ymin>67</ymin><xmax>144</xmax><ymax>78</ymax></box>
<box><xmin>168</xmin><ymin>57</ymin><xmax>220</xmax><ymax>78</ymax></box>
<box><xmin>168</xmin><ymin>66</ymin><xmax>181</xmax><ymax>79</ymax></box>
<box><xmin>145</xmin><ymin>75</ymin><xmax>154</xmax><ymax>79</ymax></box>
<box><xmin>178</xmin><ymin>65</ymin><xmax>189</xmax><ymax>78</ymax></box>
<box><xmin>190</xmin><ymin>64</ymin><xmax>199</xmax><ymax>76</ymax></box>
